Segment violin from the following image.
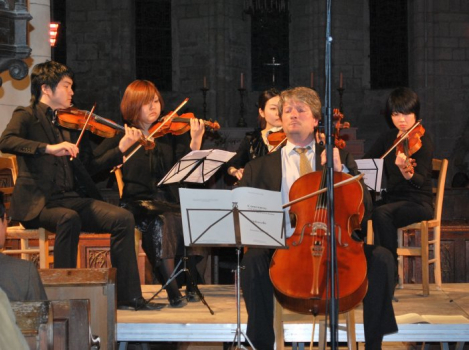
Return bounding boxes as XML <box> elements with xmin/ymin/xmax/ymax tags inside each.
<box><xmin>55</xmin><ymin>107</ymin><xmax>155</xmax><ymax>150</ymax></box>
<box><xmin>266</xmin><ymin>129</ymin><xmax>286</xmax><ymax>147</ymax></box>
<box><xmin>267</xmin><ymin>108</ymin><xmax>350</xmax><ymax>152</ymax></box>
<box><xmin>269</xmin><ymin>169</ymin><xmax>368</xmax><ymax>315</ymax></box>
<box><xmin>148</xmin><ymin>112</ymin><xmax>220</xmax><ymax>138</ymax></box>
<box><xmin>332</xmin><ymin>108</ymin><xmax>350</xmax><ymax>149</ymax></box>
<box><xmin>381</xmin><ymin>120</ymin><xmax>425</xmax><ymax>174</ymax></box>
<box><xmin>266</xmin><ymin>129</ymin><xmax>287</xmax><ymax>154</ymax></box>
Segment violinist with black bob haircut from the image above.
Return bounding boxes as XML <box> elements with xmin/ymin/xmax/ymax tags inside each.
<box><xmin>364</xmin><ymin>87</ymin><xmax>434</xmax><ymax>268</ymax></box>
<box><xmin>0</xmin><ymin>60</ymin><xmax>162</xmax><ymax>310</ymax></box>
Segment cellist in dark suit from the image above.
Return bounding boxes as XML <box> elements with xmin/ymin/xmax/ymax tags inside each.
<box><xmin>238</xmin><ymin>87</ymin><xmax>397</xmax><ymax>350</ymax></box>
<box><xmin>0</xmin><ymin>61</ymin><xmax>161</xmax><ymax>310</ymax></box>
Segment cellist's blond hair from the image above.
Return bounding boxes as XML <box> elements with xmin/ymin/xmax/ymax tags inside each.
<box><xmin>278</xmin><ymin>87</ymin><xmax>322</xmax><ymax>121</ymax></box>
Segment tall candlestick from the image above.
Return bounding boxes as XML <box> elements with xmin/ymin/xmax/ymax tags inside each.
<box><xmin>203</xmin><ymin>76</ymin><xmax>207</xmax><ymax>89</ymax></box>
<box><xmin>310</xmin><ymin>72</ymin><xmax>314</xmax><ymax>89</ymax></box>
<box><xmin>240</xmin><ymin>73</ymin><xmax>244</xmax><ymax>89</ymax></box>
<box><xmin>339</xmin><ymin>72</ymin><xmax>343</xmax><ymax>89</ymax></box>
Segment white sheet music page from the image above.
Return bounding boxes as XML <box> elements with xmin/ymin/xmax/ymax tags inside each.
<box><xmin>158</xmin><ymin>149</ymin><xmax>236</xmax><ymax>185</ymax></box>
<box><xmin>234</xmin><ymin>187</ymin><xmax>285</xmax><ymax>247</ymax></box>
<box><xmin>179</xmin><ymin>187</ymin><xmax>285</xmax><ymax>248</ymax></box>
<box><xmin>355</xmin><ymin>158</ymin><xmax>384</xmax><ymax>192</ymax></box>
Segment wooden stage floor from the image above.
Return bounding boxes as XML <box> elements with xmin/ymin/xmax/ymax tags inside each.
<box><xmin>117</xmin><ymin>283</ymin><xmax>469</xmax><ymax>348</ymax></box>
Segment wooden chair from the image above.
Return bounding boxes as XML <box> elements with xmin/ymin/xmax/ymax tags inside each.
<box><xmin>0</xmin><ymin>154</ymin><xmax>54</xmax><ymax>268</ymax></box>
<box><xmin>274</xmin><ymin>298</ymin><xmax>357</xmax><ymax>350</ymax></box>
<box><xmin>367</xmin><ymin>158</ymin><xmax>448</xmax><ymax>296</ymax></box>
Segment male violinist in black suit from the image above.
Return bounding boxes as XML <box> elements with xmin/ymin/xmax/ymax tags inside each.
<box><xmin>238</xmin><ymin>87</ymin><xmax>397</xmax><ymax>349</ymax></box>
<box><xmin>0</xmin><ymin>61</ymin><xmax>160</xmax><ymax>310</ymax></box>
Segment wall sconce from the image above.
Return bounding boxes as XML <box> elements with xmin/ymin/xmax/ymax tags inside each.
<box><xmin>49</xmin><ymin>22</ymin><xmax>59</xmax><ymax>47</ymax></box>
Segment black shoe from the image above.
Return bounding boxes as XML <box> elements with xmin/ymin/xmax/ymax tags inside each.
<box><xmin>117</xmin><ymin>297</ymin><xmax>165</xmax><ymax>311</ymax></box>
<box><xmin>185</xmin><ymin>291</ymin><xmax>201</xmax><ymax>303</ymax></box>
<box><xmin>169</xmin><ymin>296</ymin><xmax>188</xmax><ymax>308</ymax></box>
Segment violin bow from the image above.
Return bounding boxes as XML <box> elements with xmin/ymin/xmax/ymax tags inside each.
<box><xmin>380</xmin><ymin>119</ymin><xmax>422</xmax><ymax>159</ymax></box>
<box><xmin>282</xmin><ymin>173</ymin><xmax>364</xmax><ymax>209</ymax></box>
<box><xmin>70</xmin><ymin>103</ymin><xmax>97</xmax><ymax>161</ymax></box>
<box><xmin>110</xmin><ymin>98</ymin><xmax>189</xmax><ymax>173</ymax></box>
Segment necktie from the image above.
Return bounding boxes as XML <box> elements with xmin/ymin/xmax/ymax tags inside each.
<box><xmin>295</xmin><ymin>147</ymin><xmax>313</xmax><ymax>176</ymax></box>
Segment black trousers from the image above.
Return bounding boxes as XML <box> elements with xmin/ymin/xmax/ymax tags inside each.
<box><xmin>240</xmin><ymin>245</ymin><xmax>397</xmax><ymax>350</ymax></box>
<box><xmin>23</xmin><ymin>196</ymin><xmax>141</xmax><ymax>303</ymax></box>
<box><xmin>372</xmin><ymin>200</ymin><xmax>433</xmax><ymax>262</ymax></box>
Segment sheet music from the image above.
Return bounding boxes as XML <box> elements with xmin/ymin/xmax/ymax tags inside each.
<box><xmin>356</xmin><ymin>158</ymin><xmax>384</xmax><ymax>192</ymax></box>
<box><xmin>158</xmin><ymin>149</ymin><xmax>236</xmax><ymax>185</ymax></box>
<box><xmin>179</xmin><ymin>187</ymin><xmax>285</xmax><ymax>248</ymax></box>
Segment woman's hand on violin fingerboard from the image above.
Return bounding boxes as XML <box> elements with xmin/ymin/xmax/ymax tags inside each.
<box><xmin>321</xmin><ymin>147</ymin><xmax>343</xmax><ymax>172</ymax></box>
<box><xmin>119</xmin><ymin>125</ymin><xmax>143</xmax><ymax>153</ymax></box>
<box><xmin>228</xmin><ymin>167</ymin><xmax>244</xmax><ymax>181</ymax></box>
<box><xmin>46</xmin><ymin>142</ymin><xmax>79</xmax><ymax>158</ymax></box>
<box><xmin>395</xmin><ymin>151</ymin><xmax>415</xmax><ymax>179</ymax></box>
<box><xmin>189</xmin><ymin>118</ymin><xmax>205</xmax><ymax>151</ymax></box>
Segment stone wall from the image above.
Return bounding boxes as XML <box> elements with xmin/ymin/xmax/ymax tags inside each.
<box><xmin>2</xmin><ymin>0</ymin><xmax>468</xmax><ymax>184</ymax></box>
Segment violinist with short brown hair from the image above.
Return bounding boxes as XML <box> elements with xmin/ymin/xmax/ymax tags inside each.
<box><xmin>95</xmin><ymin>80</ymin><xmax>206</xmax><ymax>307</ymax></box>
<box><xmin>0</xmin><ymin>61</ymin><xmax>162</xmax><ymax>310</ymax></box>
<box><xmin>364</xmin><ymin>87</ymin><xmax>434</xmax><ymax>268</ymax></box>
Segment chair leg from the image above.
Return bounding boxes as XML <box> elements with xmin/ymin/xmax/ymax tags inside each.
<box><xmin>345</xmin><ymin>310</ymin><xmax>357</xmax><ymax>350</ymax></box>
<box><xmin>433</xmin><ymin>226</ymin><xmax>442</xmax><ymax>290</ymax></box>
<box><xmin>20</xmin><ymin>237</ymin><xmax>29</xmax><ymax>261</ymax></box>
<box><xmin>38</xmin><ymin>228</ymin><xmax>49</xmax><ymax>269</ymax></box>
<box><xmin>274</xmin><ymin>298</ymin><xmax>285</xmax><ymax>350</ymax></box>
<box><xmin>421</xmin><ymin>222</ymin><xmax>430</xmax><ymax>296</ymax></box>
<box><xmin>397</xmin><ymin>228</ymin><xmax>404</xmax><ymax>289</ymax></box>
<box><xmin>366</xmin><ymin>220</ymin><xmax>374</xmax><ymax>245</ymax></box>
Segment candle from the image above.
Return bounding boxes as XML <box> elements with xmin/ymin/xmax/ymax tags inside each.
<box><xmin>339</xmin><ymin>72</ymin><xmax>343</xmax><ymax>89</ymax></box>
<box><xmin>240</xmin><ymin>73</ymin><xmax>244</xmax><ymax>89</ymax></box>
<box><xmin>203</xmin><ymin>76</ymin><xmax>207</xmax><ymax>89</ymax></box>
<box><xmin>310</xmin><ymin>72</ymin><xmax>314</xmax><ymax>89</ymax></box>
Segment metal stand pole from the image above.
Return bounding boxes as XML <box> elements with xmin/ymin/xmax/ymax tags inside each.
<box><xmin>231</xmin><ymin>248</ymin><xmax>255</xmax><ymax>350</ymax></box>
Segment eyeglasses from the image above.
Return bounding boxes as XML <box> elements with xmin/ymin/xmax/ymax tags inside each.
<box><xmin>0</xmin><ymin>214</ymin><xmax>11</xmax><ymax>224</ymax></box>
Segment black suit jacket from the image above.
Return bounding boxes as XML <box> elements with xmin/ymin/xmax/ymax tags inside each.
<box><xmin>0</xmin><ymin>103</ymin><xmax>123</xmax><ymax>221</ymax></box>
<box><xmin>239</xmin><ymin>143</ymin><xmax>371</xmax><ymax>209</ymax></box>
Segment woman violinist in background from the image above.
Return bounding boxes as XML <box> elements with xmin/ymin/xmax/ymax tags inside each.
<box><xmin>364</xmin><ymin>87</ymin><xmax>434</xmax><ymax>267</ymax></box>
<box><xmin>226</xmin><ymin>88</ymin><xmax>282</xmax><ymax>180</ymax></box>
<box><xmin>97</xmin><ymin>80</ymin><xmax>206</xmax><ymax>307</ymax></box>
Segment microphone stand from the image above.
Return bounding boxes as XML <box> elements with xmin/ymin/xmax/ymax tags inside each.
<box><xmin>324</xmin><ymin>0</ymin><xmax>339</xmax><ymax>347</ymax></box>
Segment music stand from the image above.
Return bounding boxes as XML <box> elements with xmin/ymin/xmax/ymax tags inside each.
<box><xmin>158</xmin><ymin>149</ymin><xmax>236</xmax><ymax>186</ymax></box>
<box><xmin>146</xmin><ymin>149</ymin><xmax>236</xmax><ymax>313</ymax></box>
<box><xmin>355</xmin><ymin>158</ymin><xmax>384</xmax><ymax>192</ymax></box>
<box><xmin>179</xmin><ymin>187</ymin><xmax>286</xmax><ymax>350</ymax></box>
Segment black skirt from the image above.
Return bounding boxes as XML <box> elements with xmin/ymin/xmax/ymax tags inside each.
<box><xmin>121</xmin><ymin>199</ymin><xmax>205</xmax><ymax>260</ymax></box>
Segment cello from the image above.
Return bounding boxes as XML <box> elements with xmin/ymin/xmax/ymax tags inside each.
<box><xmin>269</xmin><ymin>168</ymin><xmax>368</xmax><ymax>315</ymax></box>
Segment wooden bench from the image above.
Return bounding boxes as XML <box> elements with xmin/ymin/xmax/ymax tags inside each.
<box><xmin>12</xmin><ymin>299</ymin><xmax>93</xmax><ymax>350</ymax></box>
<box><xmin>10</xmin><ymin>300</ymin><xmax>54</xmax><ymax>350</ymax></box>
<box><xmin>39</xmin><ymin>268</ymin><xmax>116</xmax><ymax>350</ymax></box>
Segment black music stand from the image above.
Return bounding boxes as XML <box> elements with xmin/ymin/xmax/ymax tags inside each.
<box><xmin>179</xmin><ymin>187</ymin><xmax>286</xmax><ymax>350</ymax></box>
<box><xmin>355</xmin><ymin>158</ymin><xmax>384</xmax><ymax>193</ymax></box>
<box><xmin>158</xmin><ymin>149</ymin><xmax>236</xmax><ymax>186</ymax></box>
<box><xmin>146</xmin><ymin>149</ymin><xmax>236</xmax><ymax>314</ymax></box>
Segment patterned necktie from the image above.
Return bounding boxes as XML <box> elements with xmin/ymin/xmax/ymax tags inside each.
<box><xmin>294</xmin><ymin>147</ymin><xmax>313</xmax><ymax>176</ymax></box>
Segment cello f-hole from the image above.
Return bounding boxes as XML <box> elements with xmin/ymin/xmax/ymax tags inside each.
<box><xmin>291</xmin><ymin>223</ymin><xmax>312</xmax><ymax>246</ymax></box>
